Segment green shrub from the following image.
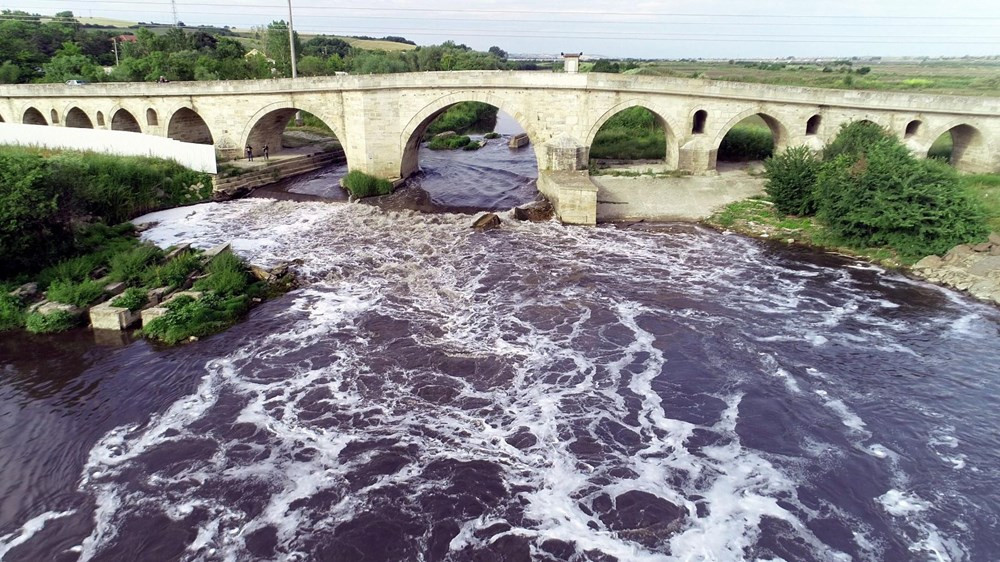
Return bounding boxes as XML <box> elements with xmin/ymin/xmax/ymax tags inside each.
<box><xmin>0</xmin><ymin>294</ymin><xmax>25</xmax><ymax>332</ymax></box>
<box><xmin>764</xmin><ymin>146</ymin><xmax>821</xmax><ymax>215</ymax></box>
<box><xmin>815</xmin><ymin>140</ymin><xmax>988</xmax><ymax>260</ymax></box>
<box><xmin>25</xmin><ymin>310</ymin><xmax>78</xmax><ymax>334</ymax></box>
<box><xmin>484</xmin><ymin>132</ymin><xmax>501</xmax><ymax>139</ymax></box>
<box><xmin>46</xmin><ymin>279</ymin><xmax>106</xmax><ymax>307</ymax></box>
<box><xmin>718</xmin><ymin>125</ymin><xmax>774</xmax><ymax>161</ymax></box>
<box><xmin>342</xmin><ymin>170</ymin><xmax>395</xmax><ymax>198</ymax></box>
<box><xmin>462</xmin><ymin>142</ymin><xmax>483</xmax><ymax>151</ymax></box>
<box><xmin>428</xmin><ymin>135</ymin><xmax>472</xmax><ymax>150</ymax></box>
<box><xmin>38</xmin><ymin>254</ymin><xmax>106</xmax><ymax>286</ymax></box>
<box><xmin>194</xmin><ymin>252</ymin><xmax>250</xmax><ymax>296</ymax></box>
<box><xmin>110</xmin><ymin>287</ymin><xmax>148</xmax><ymax>311</ymax></box>
<box><xmin>109</xmin><ymin>245</ymin><xmax>163</xmax><ymax>284</ymax></box>
<box><xmin>142</xmin><ymin>293</ymin><xmax>250</xmax><ymax>344</ymax></box>
<box><xmin>823</xmin><ymin>121</ymin><xmax>892</xmax><ymax>161</ymax></box>
<box><xmin>142</xmin><ymin>250</ymin><xmax>201</xmax><ymax>289</ymax></box>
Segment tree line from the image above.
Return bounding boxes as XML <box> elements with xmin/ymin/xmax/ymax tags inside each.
<box><xmin>0</xmin><ymin>10</ymin><xmax>522</xmax><ymax>84</ymax></box>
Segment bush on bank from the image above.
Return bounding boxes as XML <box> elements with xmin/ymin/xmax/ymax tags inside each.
<box><xmin>757</xmin><ymin>121</ymin><xmax>989</xmax><ymax>262</ymax></box>
<box><xmin>343</xmin><ymin>170</ymin><xmax>395</xmax><ymax>198</ymax></box>
<box><xmin>0</xmin><ymin>147</ymin><xmax>212</xmax><ymax>279</ymax></box>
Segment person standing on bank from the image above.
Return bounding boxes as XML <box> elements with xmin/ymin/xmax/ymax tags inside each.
<box><xmin>246</xmin><ymin>145</ymin><xmax>253</xmax><ymax>162</ymax></box>
<box><xmin>263</xmin><ymin>144</ymin><xmax>269</xmax><ymax>161</ymax></box>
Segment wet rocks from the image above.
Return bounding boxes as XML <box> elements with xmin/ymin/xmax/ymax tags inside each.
<box><xmin>512</xmin><ymin>199</ymin><xmax>554</xmax><ymax>222</ymax></box>
<box><xmin>592</xmin><ymin>490</ymin><xmax>687</xmax><ymax>548</ymax></box>
<box><xmin>471</xmin><ymin>212</ymin><xmax>501</xmax><ymax>230</ymax></box>
<box><xmin>912</xmin><ymin>239</ymin><xmax>1000</xmax><ymax>304</ymax></box>
<box><xmin>89</xmin><ymin>300</ymin><xmax>141</xmax><ymax>331</ymax></box>
<box><xmin>8</xmin><ymin>282</ymin><xmax>38</xmax><ymax>300</ymax></box>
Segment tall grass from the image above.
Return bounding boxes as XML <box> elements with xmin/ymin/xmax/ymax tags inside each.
<box><xmin>342</xmin><ymin>171</ymin><xmax>394</xmax><ymax>198</ymax></box>
<box><xmin>590</xmin><ymin>107</ymin><xmax>666</xmax><ymax>160</ymax></box>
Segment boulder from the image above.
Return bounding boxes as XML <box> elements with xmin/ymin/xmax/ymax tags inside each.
<box><xmin>943</xmin><ymin>245</ymin><xmax>973</xmax><ymax>263</ymax></box>
<box><xmin>9</xmin><ymin>282</ymin><xmax>38</xmax><ymax>300</ymax></box>
<box><xmin>148</xmin><ymin>286</ymin><xmax>172</xmax><ymax>306</ymax></box>
<box><xmin>512</xmin><ymin>199</ymin><xmax>554</xmax><ymax>222</ymax></box>
<box><xmin>250</xmin><ymin>264</ymin><xmax>275</xmax><ymax>283</ymax></box>
<box><xmin>968</xmin><ymin>256</ymin><xmax>1000</xmax><ymax>277</ymax></box>
<box><xmin>972</xmin><ymin>242</ymin><xmax>992</xmax><ymax>253</ymax></box>
<box><xmin>911</xmin><ymin>255</ymin><xmax>944</xmax><ymax>271</ymax></box>
<box><xmin>471</xmin><ymin>212</ymin><xmax>501</xmax><ymax>230</ymax></box>
<box><xmin>32</xmin><ymin>301</ymin><xmax>82</xmax><ymax>317</ymax></box>
<box><xmin>989</xmin><ymin>232</ymin><xmax>1000</xmax><ymax>245</ymax></box>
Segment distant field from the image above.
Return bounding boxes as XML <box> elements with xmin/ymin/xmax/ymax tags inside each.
<box><xmin>76</xmin><ymin>16</ymin><xmax>136</xmax><ymax>27</ymax></box>
<box><xmin>626</xmin><ymin>60</ymin><xmax>1000</xmax><ymax>97</ymax></box>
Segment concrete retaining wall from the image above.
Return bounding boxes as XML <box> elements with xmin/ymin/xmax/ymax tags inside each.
<box><xmin>0</xmin><ymin>122</ymin><xmax>217</xmax><ymax>173</ymax></box>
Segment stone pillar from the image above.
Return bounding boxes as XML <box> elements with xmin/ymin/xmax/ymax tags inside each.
<box><xmin>678</xmin><ymin>137</ymin><xmax>717</xmax><ymax>174</ymax></box>
<box><xmin>562</xmin><ymin>53</ymin><xmax>582</xmax><ymax>74</ymax></box>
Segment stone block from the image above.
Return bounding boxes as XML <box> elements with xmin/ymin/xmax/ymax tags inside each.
<box><xmin>148</xmin><ymin>286</ymin><xmax>172</xmax><ymax>306</ymax></box>
<box><xmin>104</xmin><ymin>281</ymin><xmax>126</xmax><ymax>296</ymax></box>
<box><xmin>165</xmin><ymin>242</ymin><xmax>192</xmax><ymax>260</ymax></box>
<box><xmin>141</xmin><ymin>306</ymin><xmax>169</xmax><ymax>324</ymax></box>
<box><xmin>911</xmin><ymin>255</ymin><xmax>943</xmax><ymax>271</ymax></box>
<box><xmin>9</xmin><ymin>282</ymin><xmax>38</xmax><ymax>299</ymax></box>
<box><xmin>968</xmin><ymin>256</ymin><xmax>1000</xmax><ymax>277</ymax></box>
<box><xmin>204</xmin><ymin>241</ymin><xmax>232</xmax><ymax>261</ymax></box>
<box><xmin>89</xmin><ymin>301</ymin><xmax>141</xmax><ymax>331</ymax></box>
<box><xmin>33</xmin><ymin>301</ymin><xmax>82</xmax><ymax>317</ymax></box>
<box><xmin>471</xmin><ymin>212</ymin><xmax>501</xmax><ymax>230</ymax></box>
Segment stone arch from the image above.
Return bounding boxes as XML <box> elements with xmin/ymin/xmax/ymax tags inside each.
<box><xmin>585</xmin><ymin>100</ymin><xmax>680</xmax><ymax>169</ymax></box>
<box><xmin>0</xmin><ymin>112</ymin><xmax>4</xmax><ymax>123</ymax></box>
<box><xmin>905</xmin><ymin>119</ymin><xmax>922</xmax><ymax>138</ymax></box>
<box><xmin>399</xmin><ymin>91</ymin><xmax>540</xmax><ymax>179</ymax></box>
<box><xmin>240</xmin><ymin>102</ymin><xmax>346</xmax><ymax>161</ymax></box>
<box><xmin>167</xmin><ymin>107</ymin><xmax>214</xmax><ymax>145</ymax></box>
<box><xmin>806</xmin><ymin>114</ymin><xmax>822</xmax><ymax>135</ymax></box>
<box><xmin>111</xmin><ymin>108</ymin><xmax>142</xmax><ymax>133</ymax></box>
<box><xmin>147</xmin><ymin>108</ymin><xmax>159</xmax><ymax>127</ymax></box>
<box><xmin>65</xmin><ymin>107</ymin><xmax>94</xmax><ymax>128</ymax></box>
<box><xmin>23</xmin><ymin>107</ymin><xmax>47</xmax><ymax>125</ymax></box>
<box><xmin>926</xmin><ymin>121</ymin><xmax>992</xmax><ymax>173</ymax></box>
<box><xmin>712</xmin><ymin>109</ymin><xmax>790</xmax><ymax>159</ymax></box>
<box><xmin>50</xmin><ymin>109</ymin><xmax>59</xmax><ymax>124</ymax></box>
<box><xmin>692</xmin><ymin>110</ymin><xmax>708</xmax><ymax>134</ymax></box>
<box><xmin>96</xmin><ymin>111</ymin><xmax>105</xmax><ymax>127</ymax></box>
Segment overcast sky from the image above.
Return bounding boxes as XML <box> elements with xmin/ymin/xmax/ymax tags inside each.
<box><xmin>9</xmin><ymin>0</ymin><xmax>1000</xmax><ymax>58</ymax></box>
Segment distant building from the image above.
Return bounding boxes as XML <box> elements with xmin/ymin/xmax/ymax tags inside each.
<box><xmin>116</xmin><ymin>34</ymin><xmax>137</xmax><ymax>43</ymax></box>
<box><xmin>561</xmin><ymin>52</ymin><xmax>583</xmax><ymax>73</ymax></box>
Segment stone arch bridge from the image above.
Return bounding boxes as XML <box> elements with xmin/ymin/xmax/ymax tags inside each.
<box><xmin>1</xmin><ymin>71</ymin><xmax>998</xmax><ymax>224</ymax></box>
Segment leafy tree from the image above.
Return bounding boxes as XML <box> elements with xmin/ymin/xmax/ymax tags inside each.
<box><xmin>302</xmin><ymin>36</ymin><xmax>351</xmax><ymax>58</ymax></box>
<box><xmin>264</xmin><ymin>20</ymin><xmax>301</xmax><ymax>77</ymax></box>
<box><xmin>40</xmin><ymin>41</ymin><xmax>103</xmax><ymax>82</ymax></box>
<box><xmin>488</xmin><ymin>46</ymin><xmax>507</xmax><ymax>60</ymax></box>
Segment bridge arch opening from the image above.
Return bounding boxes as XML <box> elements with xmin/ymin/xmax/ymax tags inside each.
<box><xmin>96</xmin><ymin>111</ymin><xmax>106</xmax><ymax>127</ymax></box>
<box><xmin>928</xmin><ymin>123</ymin><xmax>988</xmax><ymax>172</ymax></box>
<box><xmin>111</xmin><ymin>109</ymin><xmax>142</xmax><ymax>133</ymax></box>
<box><xmin>401</xmin><ymin>101</ymin><xmax>539</xmax><ymax>211</ymax></box>
<box><xmin>167</xmin><ymin>107</ymin><xmax>213</xmax><ymax>145</ymax></box>
<box><xmin>588</xmin><ymin>105</ymin><xmax>676</xmax><ymax>174</ymax></box>
<box><xmin>65</xmin><ymin>107</ymin><xmax>94</xmax><ymax>129</ymax></box>
<box><xmin>905</xmin><ymin>120</ymin><xmax>922</xmax><ymax>138</ymax></box>
<box><xmin>23</xmin><ymin>108</ymin><xmax>47</xmax><ymax>125</ymax></box>
<box><xmin>50</xmin><ymin>109</ymin><xmax>59</xmax><ymax>124</ymax></box>
<box><xmin>244</xmin><ymin>108</ymin><xmax>342</xmax><ymax>162</ymax></box>
<box><xmin>716</xmin><ymin>113</ymin><xmax>788</xmax><ymax>170</ymax></box>
<box><xmin>147</xmin><ymin>108</ymin><xmax>159</xmax><ymax>127</ymax></box>
<box><xmin>0</xmin><ymin>112</ymin><xmax>4</xmax><ymax>123</ymax></box>
<box><xmin>806</xmin><ymin>115</ymin><xmax>821</xmax><ymax>135</ymax></box>
<box><xmin>692</xmin><ymin>110</ymin><xmax>708</xmax><ymax>134</ymax></box>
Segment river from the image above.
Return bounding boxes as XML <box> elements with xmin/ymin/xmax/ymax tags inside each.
<box><xmin>1</xmin><ymin>118</ymin><xmax>999</xmax><ymax>561</ymax></box>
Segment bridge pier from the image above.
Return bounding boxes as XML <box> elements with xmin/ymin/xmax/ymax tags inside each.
<box><xmin>678</xmin><ymin>138</ymin><xmax>717</xmax><ymax>174</ymax></box>
<box><xmin>538</xmin><ymin>137</ymin><xmax>597</xmax><ymax>225</ymax></box>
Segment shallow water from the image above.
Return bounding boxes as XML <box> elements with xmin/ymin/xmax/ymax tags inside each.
<box><xmin>2</xmin><ymin>197</ymin><xmax>999</xmax><ymax>561</ymax></box>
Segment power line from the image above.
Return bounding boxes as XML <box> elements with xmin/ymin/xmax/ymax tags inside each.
<box><xmin>15</xmin><ymin>0</ymin><xmax>1000</xmax><ymax>21</ymax></box>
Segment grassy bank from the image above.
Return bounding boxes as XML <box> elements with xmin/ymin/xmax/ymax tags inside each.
<box><xmin>0</xmin><ymin>147</ymin><xmax>212</xmax><ymax>279</ymax></box>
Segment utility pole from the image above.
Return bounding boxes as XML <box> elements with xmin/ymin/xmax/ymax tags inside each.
<box><xmin>171</xmin><ymin>0</ymin><xmax>179</xmax><ymax>26</ymax></box>
<box><xmin>287</xmin><ymin>0</ymin><xmax>297</xmax><ymax>79</ymax></box>
<box><xmin>111</xmin><ymin>36</ymin><xmax>119</xmax><ymax>65</ymax></box>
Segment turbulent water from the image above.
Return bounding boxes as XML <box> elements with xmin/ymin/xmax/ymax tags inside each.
<box><xmin>2</xmin><ymin>128</ymin><xmax>1000</xmax><ymax>561</ymax></box>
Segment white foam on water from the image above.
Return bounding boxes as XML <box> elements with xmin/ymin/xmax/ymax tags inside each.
<box><xmin>62</xmin><ymin>200</ymin><xmax>990</xmax><ymax>560</ymax></box>
<box><xmin>0</xmin><ymin>510</ymin><xmax>75</xmax><ymax>561</ymax></box>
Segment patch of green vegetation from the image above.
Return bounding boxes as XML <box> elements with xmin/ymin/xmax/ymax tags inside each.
<box><xmin>721</xmin><ymin>121</ymin><xmax>990</xmax><ymax>265</ymax></box>
<box><xmin>25</xmin><ymin>310</ymin><xmax>78</xmax><ymax>334</ymax></box>
<box><xmin>46</xmin><ymin>279</ymin><xmax>106</xmax><ymax>307</ymax></box>
<box><xmin>928</xmin><ymin>133</ymin><xmax>953</xmax><ymax>161</ymax></box>
<box><xmin>484</xmin><ymin>132</ymin><xmax>501</xmax><ymax>139</ymax></box>
<box><xmin>342</xmin><ymin>170</ymin><xmax>395</xmax><ymax>198</ymax></box>
<box><xmin>142</xmin><ymin>250</ymin><xmax>201</xmax><ymax>289</ymax></box>
<box><xmin>428</xmin><ymin>135</ymin><xmax>473</xmax><ymax>150</ymax></box>
<box><xmin>461</xmin><ymin>141</ymin><xmax>483</xmax><ymax>151</ymax></box>
<box><xmin>109</xmin><ymin>245</ymin><xmax>164</xmax><ymax>285</ymax></box>
<box><xmin>110</xmin><ymin>287</ymin><xmax>148</xmax><ymax>311</ymax></box>
<box><xmin>194</xmin><ymin>253</ymin><xmax>250</xmax><ymax>296</ymax></box>
<box><xmin>141</xmin><ymin>294</ymin><xmax>243</xmax><ymax>344</ymax></box>
<box><xmin>958</xmin><ymin>173</ymin><xmax>1000</xmax><ymax>232</ymax></box>
<box><xmin>718</xmin><ymin>124</ymin><xmax>774</xmax><ymax>162</ymax></box>
<box><xmin>591</xmin><ymin>107</ymin><xmax>666</xmax><ymax>160</ymax></box>
<box><xmin>0</xmin><ymin>294</ymin><xmax>26</xmax><ymax>332</ymax></box>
